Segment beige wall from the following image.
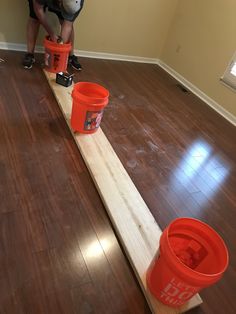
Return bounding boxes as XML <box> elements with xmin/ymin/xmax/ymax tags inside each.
<box><xmin>0</xmin><ymin>0</ymin><xmax>177</xmax><ymax>58</ymax></box>
<box><xmin>75</xmin><ymin>0</ymin><xmax>178</xmax><ymax>57</ymax></box>
<box><xmin>0</xmin><ymin>0</ymin><xmax>28</xmax><ymax>43</ymax></box>
<box><xmin>161</xmin><ymin>0</ymin><xmax>236</xmax><ymax>117</ymax></box>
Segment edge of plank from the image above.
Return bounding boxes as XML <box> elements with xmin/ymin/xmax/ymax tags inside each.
<box><xmin>43</xmin><ymin>71</ymin><xmax>203</xmax><ymax>314</ymax></box>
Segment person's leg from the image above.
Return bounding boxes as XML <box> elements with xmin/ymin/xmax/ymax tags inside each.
<box><xmin>49</xmin><ymin>0</ymin><xmax>84</xmax><ymax>70</ymax></box>
<box><xmin>26</xmin><ymin>17</ymin><xmax>40</xmax><ymax>54</ymax></box>
<box><xmin>57</xmin><ymin>18</ymin><xmax>81</xmax><ymax>71</ymax></box>
<box><xmin>67</xmin><ymin>24</ymin><xmax>82</xmax><ymax>70</ymax></box>
<box><xmin>70</xmin><ymin>25</ymin><xmax>75</xmax><ymax>56</ymax></box>
<box><xmin>68</xmin><ymin>0</ymin><xmax>85</xmax><ymax>70</ymax></box>
<box><xmin>23</xmin><ymin>0</ymin><xmax>40</xmax><ymax>69</ymax></box>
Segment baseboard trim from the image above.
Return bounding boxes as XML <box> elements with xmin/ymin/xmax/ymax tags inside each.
<box><xmin>0</xmin><ymin>42</ymin><xmax>30</xmax><ymax>52</ymax></box>
<box><xmin>78</xmin><ymin>50</ymin><xmax>158</xmax><ymax>63</ymax></box>
<box><xmin>1</xmin><ymin>41</ymin><xmax>235</xmax><ymax>126</ymax></box>
<box><xmin>0</xmin><ymin>41</ymin><xmax>157</xmax><ymax>64</ymax></box>
<box><xmin>158</xmin><ymin>60</ymin><xmax>236</xmax><ymax>126</ymax></box>
<box><xmin>0</xmin><ymin>41</ymin><xmax>44</xmax><ymax>53</ymax></box>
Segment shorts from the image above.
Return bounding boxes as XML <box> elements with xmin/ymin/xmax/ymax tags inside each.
<box><xmin>28</xmin><ymin>0</ymin><xmax>43</xmax><ymax>19</ymax></box>
<box><xmin>27</xmin><ymin>0</ymin><xmax>83</xmax><ymax>22</ymax></box>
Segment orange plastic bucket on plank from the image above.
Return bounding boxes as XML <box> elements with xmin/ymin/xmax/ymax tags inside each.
<box><xmin>44</xmin><ymin>37</ymin><xmax>71</xmax><ymax>73</ymax></box>
<box><xmin>146</xmin><ymin>218</ymin><xmax>229</xmax><ymax>307</ymax></box>
<box><xmin>71</xmin><ymin>82</ymin><xmax>109</xmax><ymax>134</ymax></box>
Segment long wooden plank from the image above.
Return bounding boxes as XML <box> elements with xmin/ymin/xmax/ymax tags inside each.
<box><xmin>44</xmin><ymin>71</ymin><xmax>202</xmax><ymax>313</ymax></box>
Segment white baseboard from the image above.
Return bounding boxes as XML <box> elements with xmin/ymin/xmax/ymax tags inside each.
<box><xmin>0</xmin><ymin>41</ymin><xmax>157</xmax><ymax>64</ymax></box>
<box><xmin>1</xmin><ymin>41</ymin><xmax>235</xmax><ymax>126</ymax></box>
<box><xmin>77</xmin><ymin>50</ymin><xmax>158</xmax><ymax>63</ymax></box>
<box><xmin>158</xmin><ymin>60</ymin><xmax>236</xmax><ymax>126</ymax></box>
<box><xmin>0</xmin><ymin>42</ymin><xmax>30</xmax><ymax>52</ymax></box>
<box><xmin>0</xmin><ymin>41</ymin><xmax>44</xmax><ymax>53</ymax></box>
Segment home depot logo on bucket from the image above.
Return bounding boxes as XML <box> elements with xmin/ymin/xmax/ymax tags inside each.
<box><xmin>146</xmin><ymin>218</ymin><xmax>229</xmax><ymax>308</ymax></box>
<box><xmin>71</xmin><ymin>82</ymin><xmax>109</xmax><ymax>134</ymax></box>
<box><xmin>45</xmin><ymin>51</ymin><xmax>60</xmax><ymax>71</ymax></box>
<box><xmin>159</xmin><ymin>278</ymin><xmax>198</xmax><ymax>306</ymax></box>
<box><xmin>43</xmin><ymin>37</ymin><xmax>71</xmax><ymax>73</ymax></box>
<box><xmin>84</xmin><ymin>110</ymin><xmax>104</xmax><ymax>131</ymax></box>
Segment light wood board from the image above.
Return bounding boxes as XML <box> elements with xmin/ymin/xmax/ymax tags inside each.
<box><xmin>44</xmin><ymin>71</ymin><xmax>203</xmax><ymax>314</ymax></box>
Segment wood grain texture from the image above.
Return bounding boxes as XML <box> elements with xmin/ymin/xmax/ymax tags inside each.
<box><xmin>0</xmin><ymin>50</ymin><xmax>151</xmax><ymax>314</ymax></box>
<box><xmin>44</xmin><ymin>70</ymin><xmax>202</xmax><ymax>313</ymax></box>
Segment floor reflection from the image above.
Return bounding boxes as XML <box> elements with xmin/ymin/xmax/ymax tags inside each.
<box><xmin>85</xmin><ymin>238</ymin><xmax>111</xmax><ymax>259</ymax></box>
<box><xmin>170</xmin><ymin>140</ymin><xmax>230</xmax><ymax>206</ymax></box>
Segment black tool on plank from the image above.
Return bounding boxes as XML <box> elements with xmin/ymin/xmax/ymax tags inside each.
<box><xmin>56</xmin><ymin>72</ymin><xmax>74</xmax><ymax>87</ymax></box>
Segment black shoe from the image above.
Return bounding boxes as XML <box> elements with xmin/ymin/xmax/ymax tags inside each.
<box><xmin>23</xmin><ymin>53</ymin><xmax>35</xmax><ymax>69</ymax></box>
<box><xmin>68</xmin><ymin>55</ymin><xmax>82</xmax><ymax>71</ymax></box>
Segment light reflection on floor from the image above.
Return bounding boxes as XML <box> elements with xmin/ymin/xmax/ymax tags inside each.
<box><xmin>170</xmin><ymin>140</ymin><xmax>230</xmax><ymax>206</ymax></box>
<box><xmin>85</xmin><ymin>238</ymin><xmax>111</xmax><ymax>259</ymax></box>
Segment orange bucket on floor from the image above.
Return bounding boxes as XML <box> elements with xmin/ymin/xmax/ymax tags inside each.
<box><xmin>44</xmin><ymin>37</ymin><xmax>71</xmax><ymax>73</ymax></box>
<box><xmin>71</xmin><ymin>82</ymin><xmax>109</xmax><ymax>134</ymax></box>
<box><xmin>146</xmin><ymin>218</ymin><xmax>229</xmax><ymax>307</ymax></box>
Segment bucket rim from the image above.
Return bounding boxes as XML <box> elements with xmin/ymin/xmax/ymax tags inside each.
<box><xmin>163</xmin><ymin>217</ymin><xmax>229</xmax><ymax>279</ymax></box>
<box><xmin>44</xmin><ymin>36</ymin><xmax>72</xmax><ymax>49</ymax></box>
<box><xmin>72</xmin><ymin>81</ymin><xmax>110</xmax><ymax>100</ymax></box>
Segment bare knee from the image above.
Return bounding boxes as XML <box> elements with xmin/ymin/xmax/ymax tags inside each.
<box><xmin>28</xmin><ymin>17</ymin><xmax>40</xmax><ymax>27</ymax></box>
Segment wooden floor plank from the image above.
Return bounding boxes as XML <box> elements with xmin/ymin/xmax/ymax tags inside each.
<box><xmin>44</xmin><ymin>70</ymin><xmax>202</xmax><ymax>313</ymax></box>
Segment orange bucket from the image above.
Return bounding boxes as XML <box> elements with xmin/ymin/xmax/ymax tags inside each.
<box><xmin>146</xmin><ymin>218</ymin><xmax>229</xmax><ymax>307</ymax></box>
<box><xmin>43</xmin><ymin>37</ymin><xmax>71</xmax><ymax>73</ymax></box>
<box><xmin>71</xmin><ymin>82</ymin><xmax>109</xmax><ymax>134</ymax></box>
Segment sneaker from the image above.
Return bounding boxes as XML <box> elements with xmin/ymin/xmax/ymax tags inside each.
<box><xmin>68</xmin><ymin>55</ymin><xmax>82</xmax><ymax>71</ymax></box>
<box><xmin>23</xmin><ymin>53</ymin><xmax>35</xmax><ymax>69</ymax></box>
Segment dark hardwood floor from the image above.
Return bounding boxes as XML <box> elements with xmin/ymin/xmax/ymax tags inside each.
<box><xmin>0</xmin><ymin>50</ymin><xmax>236</xmax><ymax>314</ymax></box>
<box><xmin>0</xmin><ymin>51</ymin><xmax>150</xmax><ymax>314</ymax></box>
